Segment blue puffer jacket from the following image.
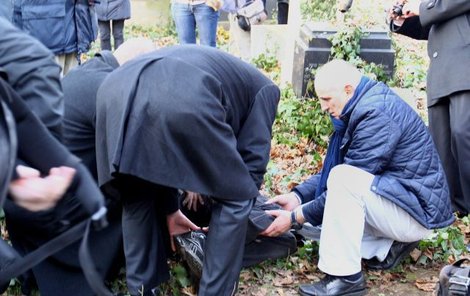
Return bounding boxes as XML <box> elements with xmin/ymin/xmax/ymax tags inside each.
<box><xmin>295</xmin><ymin>78</ymin><xmax>454</xmax><ymax>229</ymax></box>
<box><xmin>13</xmin><ymin>0</ymin><xmax>98</xmax><ymax>55</ymax></box>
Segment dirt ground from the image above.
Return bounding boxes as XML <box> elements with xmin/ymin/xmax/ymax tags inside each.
<box><xmin>237</xmin><ymin>263</ymin><xmax>441</xmax><ymax>296</ymax></box>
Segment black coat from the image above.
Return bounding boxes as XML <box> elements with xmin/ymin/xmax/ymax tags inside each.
<box><xmin>0</xmin><ymin>17</ymin><xmax>63</xmax><ymax>139</ymax></box>
<box><xmin>96</xmin><ymin>45</ymin><xmax>280</xmax><ymax>200</ymax></box>
<box><xmin>0</xmin><ymin>75</ymin><xmax>120</xmax><ymax>296</ymax></box>
<box><xmin>63</xmin><ymin>51</ymin><xmax>119</xmax><ymax>180</ymax></box>
<box><xmin>391</xmin><ymin>0</ymin><xmax>470</xmax><ymax>106</ymax></box>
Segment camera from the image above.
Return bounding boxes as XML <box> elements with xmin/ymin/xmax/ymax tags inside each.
<box><xmin>392</xmin><ymin>3</ymin><xmax>404</xmax><ymax>16</ymax></box>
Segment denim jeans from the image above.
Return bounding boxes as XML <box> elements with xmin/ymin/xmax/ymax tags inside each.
<box><xmin>171</xmin><ymin>2</ymin><xmax>219</xmax><ymax>47</ymax></box>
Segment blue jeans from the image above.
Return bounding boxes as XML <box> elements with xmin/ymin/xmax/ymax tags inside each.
<box><xmin>171</xmin><ymin>2</ymin><xmax>219</xmax><ymax>47</ymax></box>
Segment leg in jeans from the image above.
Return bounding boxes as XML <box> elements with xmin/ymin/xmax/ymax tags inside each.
<box><xmin>112</xmin><ymin>19</ymin><xmax>125</xmax><ymax>50</ymax></box>
<box><xmin>120</xmin><ymin>176</ymin><xmax>171</xmax><ymax>296</ymax></box>
<box><xmin>318</xmin><ymin>164</ymin><xmax>431</xmax><ymax>276</ymax></box>
<box><xmin>171</xmin><ymin>3</ymin><xmax>197</xmax><ymax>44</ymax></box>
<box><xmin>98</xmin><ymin>20</ymin><xmax>112</xmax><ymax>51</ymax></box>
<box><xmin>198</xmin><ymin>198</ymin><xmax>254</xmax><ymax>296</ymax></box>
<box><xmin>193</xmin><ymin>3</ymin><xmax>219</xmax><ymax>47</ymax></box>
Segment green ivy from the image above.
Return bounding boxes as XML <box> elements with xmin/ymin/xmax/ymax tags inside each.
<box><xmin>418</xmin><ymin>215</ymin><xmax>469</xmax><ymax>264</ymax></box>
<box><xmin>251</xmin><ymin>53</ymin><xmax>279</xmax><ymax>73</ymax></box>
<box><xmin>300</xmin><ymin>0</ymin><xmax>337</xmax><ymax>21</ymax></box>
<box><xmin>273</xmin><ymin>86</ymin><xmax>332</xmax><ymax>148</ymax></box>
<box><xmin>328</xmin><ymin>26</ymin><xmax>388</xmax><ymax>83</ymax></box>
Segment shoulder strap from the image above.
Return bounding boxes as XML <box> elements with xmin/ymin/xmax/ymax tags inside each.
<box><xmin>0</xmin><ymin>218</ymin><xmax>113</xmax><ymax>296</ymax></box>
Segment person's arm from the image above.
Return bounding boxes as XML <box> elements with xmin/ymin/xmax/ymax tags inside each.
<box><xmin>8</xmin><ymin>165</ymin><xmax>75</xmax><ymax>212</ymax></box>
<box><xmin>419</xmin><ymin>0</ymin><xmax>470</xmax><ymax>28</ymax></box>
<box><xmin>3</xmin><ymin>78</ymin><xmax>104</xmax><ymax>215</ymax></box>
<box><xmin>302</xmin><ymin>101</ymin><xmax>402</xmax><ymax>226</ymax></box>
<box><xmin>292</xmin><ymin>173</ymin><xmax>320</xmax><ymax>203</ymax></box>
<box><xmin>236</xmin><ymin>84</ymin><xmax>280</xmax><ymax>188</ymax></box>
<box><xmin>0</xmin><ymin>18</ymin><xmax>63</xmax><ymax>140</ymax></box>
<box><xmin>391</xmin><ymin>15</ymin><xmax>430</xmax><ymax>40</ymax></box>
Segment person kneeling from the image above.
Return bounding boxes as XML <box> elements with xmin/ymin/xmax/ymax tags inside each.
<box><xmin>262</xmin><ymin>59</ymin><xmax>454</xmax><ymax>296</ymax></box>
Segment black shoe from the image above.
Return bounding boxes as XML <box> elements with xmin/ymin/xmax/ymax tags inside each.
<box><xmin>175</xmin><ymin>230</ymin><xmax>206</xmax><ymax>280</ymax></box>
<box><xmin>364</xmin><ymin>241</ymin><xmax>419</xmax><ymax>270</ymax></box>
<box><xmin>299</xmin><ymin>273</ymin><xmax>367</xmax><ymax>296</ymax></box>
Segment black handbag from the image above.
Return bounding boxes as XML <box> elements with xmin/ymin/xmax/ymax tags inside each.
<box><xmin>235</xmin><ymin>0</ymin><xmax>267</xmax><ymax>32</ymax></box>
<box><xmin>437</xmin><ymin>258</ymin><xmax>470</xmax><ymax>296</ymax></box>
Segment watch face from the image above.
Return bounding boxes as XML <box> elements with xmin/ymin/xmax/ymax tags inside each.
<box><xmin>291</xmin><ymin>221</ymin><xmax>302</xmax><ymax>231</ymax></box>
<box><xmin>291</xmin><ymin>211</ymin><xmax>302</xmax><ymax>230</ymax></box>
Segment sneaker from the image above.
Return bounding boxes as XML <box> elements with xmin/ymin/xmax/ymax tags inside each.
<box><xmin>175</xmin><ymin>230</ymin><xmax>206</xmax><ymax>280</ymax></box>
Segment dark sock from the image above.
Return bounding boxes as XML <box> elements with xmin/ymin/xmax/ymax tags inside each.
<box><xmin>334</xmin><ymin>271</ymin><xmax>362</xmax><ymax>281</ymax></box>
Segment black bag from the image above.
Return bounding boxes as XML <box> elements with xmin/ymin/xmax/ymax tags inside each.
<box><xmin>235</xmin><ymin>0</ymin><xmax>267</xmax><ymax>32</ymax></box>
<box><xmin>437</xmin><ymin>258</ymin><xmax>470</xmax><ymax>296</ymax></box>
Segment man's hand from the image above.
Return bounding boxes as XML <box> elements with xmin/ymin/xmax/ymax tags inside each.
<box><xmin>182</xmin><ymin>191</ymin><xmax>204</xmax><ymax>212</ymax></box>
<box><xmin>260</xmin><ymin>210</ymin><xmax>292</xmax><ymax>237</ymax></box>
<box><xmin>387</xmin><ymin>0</ymin><xmax>420</xmax><ymax>26</ymax></box>
<box><xmin>265</xmin><ymin>192</ymin><xmax>300</xmax><ymax>211</ymax></box>
<box><xmin>167</xmin><ymin>210</ymin><xmax>200</xmax><ymax>251</ymax></box>
<box><xmin>8</xmin><ymin>165</ymin><xmax>76</xmax><ymax>212</ymax></box>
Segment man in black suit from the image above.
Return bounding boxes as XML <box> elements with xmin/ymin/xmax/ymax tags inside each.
<box><xmin>95</xmin><ymin>44</ymin><xmax>280</xmax><ymax>296</ymax></box>
<box><xmin>389</xmin><ymin>0</ymin><xmax>470</xmax><ymax>215</ymax></box>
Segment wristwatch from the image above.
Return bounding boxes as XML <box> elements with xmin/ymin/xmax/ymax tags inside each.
<box><xmin>290</xmin><ymin>210</ymin><xmax>302</xmax><ymax>230</ymax></box>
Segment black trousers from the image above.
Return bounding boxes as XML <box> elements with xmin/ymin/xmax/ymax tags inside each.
<box><xmin>180</xmin><ymin>195</ymin><xmax>297</xmax><ymax>269</ymax></box>
<box><xmin>117</xmin><ymin>175</ymin><xmax>175</xmax><ymax>296</ymax></box>
<box><xmin>98</xmin><ymin>19</ymin><xmax>125</xmax><ymax>51</ymax></box>
<box><xmin>277</xmin><ymin>1</ymin><xmax>289</xmax><ymax>24</ymax></box>
<box><xmin>428</xmin><ymin>90</ymin><xmax>470</xmax><ymax>215</ymax></box>
<box><xmin>198</xmin><ymin>198</ymin><xmax>254</xmax><ymax>296</ymax></box>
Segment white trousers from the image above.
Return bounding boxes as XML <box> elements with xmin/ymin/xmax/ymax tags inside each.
<box><xmin>55</xmin><ymin>52</ymin><xmax>79</xmax><ymax>77</ymax></box>
<box><xmin>228</xmin><ymin>13</ymin><xmax>251</xmax><ymax>62</ymax></box>
<box><xmin>317</xmin><ymin>164</ymin><xmax>432</xmax><ymax>276</ymax></box>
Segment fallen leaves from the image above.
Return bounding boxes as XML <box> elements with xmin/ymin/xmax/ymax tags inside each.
<box><xmin>415</xmin><ymin>276</ymin><xmax>439</xmax><ymax>292</ymax></box>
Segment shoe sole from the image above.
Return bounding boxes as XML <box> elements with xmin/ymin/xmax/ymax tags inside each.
<box><xmin>176</xmin><ymin>241</ymin><xmax>203</xmax><ymax>280</ymax></box>
<box><xmin>367</xmin><ymin>241</ymin><xmax>419</xmax><ymax>270</ymax></box>
<box><xmin>299</xmin><ymin>288</ymin><xmax>367</xmax><ymax>296</ymax></box>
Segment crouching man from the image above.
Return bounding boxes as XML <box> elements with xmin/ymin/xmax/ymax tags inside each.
<box><xmin>262</xmin><ymin>59</ymin><xmax>454</xmax><ymax>296</ymax></box>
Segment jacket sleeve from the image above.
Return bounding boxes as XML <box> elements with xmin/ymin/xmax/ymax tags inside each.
<box><xmin>0</xmin><ymin>18</ymin><xmax>63</xmax><ymax>140</ymax></box>
<box><xmin>5</xmin><ymin>79</ymin><xmax>104</xmax><ymax>216</ymax></box>
<box><xmin>236</xmin><ymin>84</ymin><xmax>280</xmax><ymax>189</ymax></box>
<box><xmin>391</xmin><ymin>15</ymin><xmax>430</xmax><ymax>40</ymax></box>
<box><xmin>293</xmin><ymin>173</ymin><xmax>320</xmax><ymax>203</ymax></box>
<box><xmin>419</xmin><ymin>0</ymin><xmax>470</xmax><ymax>28</ymax></box>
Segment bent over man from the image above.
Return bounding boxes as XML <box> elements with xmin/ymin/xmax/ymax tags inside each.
<box><xmin>95</xmin><ymin>45</ymin><xmax>280</xmax><ymax>296</ymax></box>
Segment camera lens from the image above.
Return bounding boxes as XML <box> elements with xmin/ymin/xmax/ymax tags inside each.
<box><xmin>392</xmin><ymin>3</ymin><xmax>403</xmax><ymax>16</ymax></box>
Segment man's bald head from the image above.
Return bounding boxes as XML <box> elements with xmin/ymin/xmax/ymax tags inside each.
<box><xmin>314</xmin><ymin>59</ymin><xmax>362</xmax><ymax>97</ymax></box>
<box><xmin>113</xmin><ymin>38</ymin><xmax>157</xmax><ymax>65</ymax></box>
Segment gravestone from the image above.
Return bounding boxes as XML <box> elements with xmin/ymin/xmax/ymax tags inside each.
<box><xmin>292</xmin><ymin>22</ymin><xmax>395</xmax><ymax>98</ymax></box>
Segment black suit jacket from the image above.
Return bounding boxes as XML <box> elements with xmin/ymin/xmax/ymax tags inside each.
<box><xmin>392</xmin><ymin>0</ymin><xmax>470</xmax><ymax>106</ymax></box>
<box><xmin>96</xmin><ymin>45</ymin><xmax>280</xmax><ymax>200</ymax></box>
